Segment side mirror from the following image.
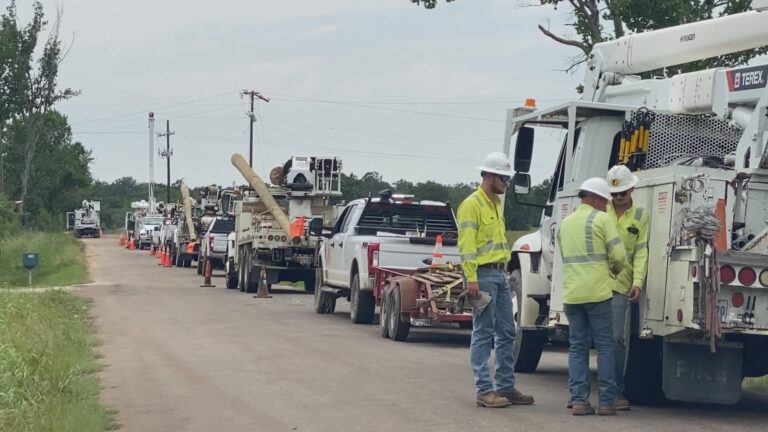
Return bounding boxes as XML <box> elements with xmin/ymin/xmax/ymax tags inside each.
<box><xmin>513</xmin><ymin>173</ymin><xmax>531</xmax><ymax>195</ymax></box>
<box><xmin>514</xmin><ymin>126</ymin><xmax>534</xmax><ymax>173</ymax></box>
<box><xmin>308</xmin><ymin>218</ymin><xmax>324</xmax><ymax>237</ymax></box>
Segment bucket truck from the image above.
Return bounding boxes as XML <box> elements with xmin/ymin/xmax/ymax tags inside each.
<box><xmin>67</xmin><ymin>200</ymin><xmax>101</xmax><ymax>238</ymax></box>
<box><xmin>506</xmin><ymin>2</ymin><xmax>768</xmax><ymax>405</ymax></box>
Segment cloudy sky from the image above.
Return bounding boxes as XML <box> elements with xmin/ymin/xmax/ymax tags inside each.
<box><xmin>17</xmin><ymin>0</ymin><xmax>581</xmax><ymax>187</ymax></box>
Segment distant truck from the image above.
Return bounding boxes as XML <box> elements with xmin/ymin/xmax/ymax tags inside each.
<box><xmin>228</xmin><ymin>154</ymin><xmax>343</xmax><ymax>292</ymax></box>
<box><xmin>198</xmin><ymin>216</ymin><xmax>236</xmax><ymax>275</ymax></box>
<box><xmin>312</xmin><ymin>191</ymin><xmax>460</xmax><ymax>325</ymax></box>
<box><xmin>67</xmin><ymin>200</ymin><xmax>101</xmax><ymax>238</ymax></box>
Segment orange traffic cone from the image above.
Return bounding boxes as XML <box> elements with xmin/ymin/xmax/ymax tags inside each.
<box><xmin>163</xmin><ymin>248</ymin><xmax>172</xmax><ymax>267</ymax></box>
<box><xmin>200</xmin><ymin>258</ymin><xmax>216</xmax><ymax>287</ymax></box>
<box><xmin>431</xmin><ymin>234</ymin><xmax>444</xmax><ymax>268</ymax></box>
<box><xmin>129</xmin><ymin>239</ymin><xmax>136</xmax><ymax>250</ymax></box>
<box><xmin>254</xmin><ymin>266</ymin><xmax>272</xmax><ymax>298</ymax></box>
<box><xmin>118</xmin><ymin>233</ymin><xmax>125</xmax><ymax>246</ymax></box>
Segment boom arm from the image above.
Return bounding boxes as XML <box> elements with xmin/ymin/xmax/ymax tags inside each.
<box><xmin>180</xmin><ymin>183</ymin><xmax>197</xmax><ymax>242</ymax></box>
<box><xmin>585</xmin><ymin>6</ymin><xmax>768</xmax><ymax>100</ymax></box>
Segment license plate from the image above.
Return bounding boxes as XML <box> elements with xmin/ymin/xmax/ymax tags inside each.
<box><xmin>717</xmin><ymin>300</ymin><xmax>729</xmax><ymax>322</ymax></box>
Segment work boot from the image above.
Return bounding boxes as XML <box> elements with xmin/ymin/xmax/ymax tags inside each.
<box><xmin>615</xmin><ymin>395</ymin><xmax>631</xmax><ymax>411</ymax></box>
<box><xmin>476</xmin><ymin>392</ymin><xmax>511</xmax><ymax>408</ymax></box>
<box><xmin>496</xmin><ymin>388</ymin><xmax>535</xmax><ymax>405</ymax></box>
<box><xmin>571</xmin><ymin>403</ymin><xmax>595</xmax><ymax>416</ymax></box>
<box><xmin>598</xmin><ymin>404</ymin><xmax>617</xmax><ymax>416</ymax></box>
<box><xmin>566</xmin><ymin>400</ymin><xmax>574</xmax><ymax>409</ymax></box>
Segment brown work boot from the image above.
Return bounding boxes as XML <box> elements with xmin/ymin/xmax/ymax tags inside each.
<box><xmin>497</xmin><ymin>388</ymin><xmax>535</xmax><ymax>405</ymax></box>
<box><xmin>571</xmin><ymin>403</ymin><xmax>595</xmax><ymax>416</ymax></box>
<box><xmin>566</xmin><ymin>400</ymin><xmax>574</xmax><ymax>409</ymax></box>
<box><xmin>615</xmin><ymin>395</ymin><xmax>631</xmax><ymax>411</ymax></box>
<box><xmin>476</xmin><ymin>392</ymin><xmax>511</xmax><ymax>408</ymax></box>
<box><xmin>598</xmin><ymin>404</ymin><xmax>617</xmax><ymax>416</ymax></box>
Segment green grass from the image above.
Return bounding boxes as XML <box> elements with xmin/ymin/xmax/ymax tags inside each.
<box><xmin>0</xmin><ymin>290</ymin><xmax>115</xmax><ymax>431</ymax></box>
<box><xmin>744</xmin><ymin>376</ymin><xmax>768</xmax><ymax>393</ymax></box>
<box><xmin>0</xmin><ymin>232</ymin><xmax>87</xmax><ymax>288</ymax></box>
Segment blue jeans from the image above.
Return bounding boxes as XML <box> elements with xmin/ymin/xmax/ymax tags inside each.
<box><xmin>612</xmin><ymin>292</ymin><xmax>630</xmax><ymax>395</ymax></box>
<box><xmin>470</xmin><ymin>267</ymin><xmax>517</xmax><ymax>395</ymax></box>
<box><xmin>564</xmin><ymin>299</ymin><xmax>616</xmax><ymax>406</ymax></box>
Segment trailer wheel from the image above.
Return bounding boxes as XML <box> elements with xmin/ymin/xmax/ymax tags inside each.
<box><xmin>379</xmin><ymin>289</ymin><xmax>390</xmax><ymax>339</ymax></box>
<box><xmin>511</xmin><ymin>269</ymin><xmax>545</xmax><ymax>373</ymax></box>
<box><xmin>349</xmin><ymin>273</ymin><xmax>375</xmax><ymax>324</ymax></box>
<box><xmin>313</xmin><ymin>266</ymin><xmax>336</xmax><ymax>314</ymax></box>
<box><xmin>388</xmin><ymin>285</ymin><xmax>410</xmax><ymax>341</ymax></box>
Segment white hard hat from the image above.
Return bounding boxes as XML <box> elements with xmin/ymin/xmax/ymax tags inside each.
<box><xmin>477</xmin><ymin>152</ymin><xmax>514</xmax><ymax>177</ymax></box>
<box><xmin>606</xmin><ymin>165</ymin><xmax>639</xmax><ymax>193</ymax></box>
<box><xmin>580</xmin><ymin>177</ymin><xmax>612</xmax><ymax>201</ymax></box>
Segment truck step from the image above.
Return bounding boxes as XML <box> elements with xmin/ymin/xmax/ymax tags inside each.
<box><xmin>321</xmin><ymin>286</ymin><xmax>343</xmax><ymax>297</ymax></box>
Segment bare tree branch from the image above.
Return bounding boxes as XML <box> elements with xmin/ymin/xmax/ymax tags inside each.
<box><xmin>537</xmin><ymin>24</ymin><xmax>588</xmax><ymax>53</ymax></box>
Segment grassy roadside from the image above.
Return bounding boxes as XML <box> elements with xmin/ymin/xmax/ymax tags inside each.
<box><xmin>0</xmin><ymin>290</ymin><xmax>115</xmax><ymax>431</ymax></box>
<box><xmin>744</xmin><ymin>376</ymin><xmax>768</xmax><ymax>393</ymax></box>
<box><xmin>0</xmin><ymin>231</ymin><xmax>87</xmax><ymax>288</ymax></box>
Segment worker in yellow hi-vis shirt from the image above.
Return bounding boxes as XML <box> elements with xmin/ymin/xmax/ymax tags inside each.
<box><xmin>606</xmin><ymin>165</ymin><xmax>649</xmax><ymax>411</ymax></box>
<box><xmin>558</xmin><ymin>177</ymin><xmax>628</xmax><ymax>417</ymax></box>
<box><xmin>457</xmin><ymin>152</ymin><xmax>534</xmax><ymax>409</ymax></box>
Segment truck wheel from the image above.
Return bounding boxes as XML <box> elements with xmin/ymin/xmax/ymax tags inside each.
<box><xmin>238</xmin><ymin>250</ymin><xmax>246</xmax><ymax>292</ymax></box>
<box><xmin>624</xmin><ymin>337</ymin><xmax>665</xmax><ymax>405</ymax></box>
<box><xmin>196</xmin><ymin>254</ymin><xmax>204</xmax><ymax>275</ymax></box>
<box><xmin>379</xmin><ymin>289</ymin><xmax>390</xmax><ymax>338</ymax></box>
<box><xmin>226</xmin><ymin>270</ymin><xmax>238</xmax><ymax>289</ymax></box>
<box><xmin>244</xmin><ymin>260</ymin><xmax>259</xmax><ymax>294</ymax></box>
<box><xmin>388</xmin><ymin>285</ymin><xmax>410</xmax><ymax>341</ymax></box>
<box><xmin>313</xmin><ymin>266</ymin><xmax>336</xmax><ymax>314</ymax></box>
<box><xmin>349</xmin><ymin>273</ymin><xmax>375</xmax><ymax>324</ymax></box>
<box><xmin>511</xmin><ymin>269</ymin><xmax>545</xmax><ymax>373</ymax></box>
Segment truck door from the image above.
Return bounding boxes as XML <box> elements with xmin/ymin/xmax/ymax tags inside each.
<box><xmin>324</xmin><ymin>205</ymin><xmax>354</xmax><ymax>286</ymax></box>
<box><xmin>66</xmin><ymin>212</ymin><xmax>75</xmax><ymax>230</ymax></box>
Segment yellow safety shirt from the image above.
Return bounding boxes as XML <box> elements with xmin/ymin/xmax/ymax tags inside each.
<box><xmin>607</xmin><ymin>204</ymin><xmax>650</xmax><ymax>295</ymax></box>
<box><xmin>557</xmin><ymin>204</ymin><xmax>628</xmax><ymax>304</ymax></box>
<box><xmin>457</xmin><ymin>187</ymin><xmax>510</xmax><ymax>283</ymax></box>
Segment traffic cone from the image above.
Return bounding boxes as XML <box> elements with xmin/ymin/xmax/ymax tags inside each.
<box><xmin>431</xmin><ymin>234</ymin><xmax>444</xmax><ymax>268</ymax></box>
<box><xmin>200</xmin><ymin>258</ymin><xmax>216</xmax><ymax>287</ymax></box>
<box><xmin>118</xmin><ymin>233</ymin><xmax>125</xmax><ymax>246</ymax></box>
<box><xmin>254</xmin><ymin>266</ymin><xmax>272</xmax><ymax>298</ymax></box>
<box><xmin>163</xmin><ymin>248</ymin><xmax>172</xmax><ymax>268</ymax></box>
<box><xmin>129</xmin><ymin>239</ymin><xmax>136</xmax><ymax>250</ymax></box>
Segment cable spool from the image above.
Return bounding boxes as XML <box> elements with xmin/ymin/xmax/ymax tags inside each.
<box><xmin>269</xmin><ymin>166</ymin><xmax>284</xmax><ymax>186</ymax></box>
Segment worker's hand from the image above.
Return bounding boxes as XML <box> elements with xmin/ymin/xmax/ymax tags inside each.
<box><xmin>466</xmin><ymin>282</ymin><xmax>480</xmax><ymax>299</ymax></box>
<box><xmin>628</xmin><ymin>286</ymin><xmax>642</xmax><ymax>303</ymax></box>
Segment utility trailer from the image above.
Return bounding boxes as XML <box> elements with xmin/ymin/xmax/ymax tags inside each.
<box><xmin>506</xmin><ymin>2</ymin><xmax>768</xmax><ymax>405</ymax></box>
<box><xmin>377</xmin><ymin>263</ymin><xmax>473</xmax><ymax>342</ymax></box>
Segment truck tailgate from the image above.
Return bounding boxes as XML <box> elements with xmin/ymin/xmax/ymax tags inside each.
<box><xmin>378</xmin><ymin>241</ymin><xmax>460</xmax><ymax>270</ymax></box>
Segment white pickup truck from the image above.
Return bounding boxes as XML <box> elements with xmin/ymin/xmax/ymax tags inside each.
<box><xmin>198</xmin><ymin>217</ymin><xmax>235</xmax><ymax>275</ymax></box>
<box><xmin>311</xmin><ymin>192</ymin><xmax>460</xmax><ymax>324</ymax></box>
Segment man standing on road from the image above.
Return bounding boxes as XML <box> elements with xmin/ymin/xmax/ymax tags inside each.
<box><xmin>457</xmin><ymin>152</ymin><xmax>535</xmax><ymax>408</ymax></box>
<box><xmin>558</xmin><ymin>178</ymin><xmax>627</xmax><ymax>416</ymax></box>
<box><xmin>606</xmin><ymin>165</ymin><xmax>649</xmax><ymax>411</ymax></box>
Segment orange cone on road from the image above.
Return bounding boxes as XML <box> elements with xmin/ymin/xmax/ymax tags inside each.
<box><xmin>129</xmin><ymin>239</ymin><xmax>136</xmax><ymax>250</ymax></box>
<box><xmin>200</xmin><ymin>259</ymin><xmax>216</xmax><ymax>287</ymax></box>
<box><xmin>254</xmin><ymin>266</ymin><xmax>272</xmax><ymax>298</ymax></box>
<box><xmin>431</xmin><ymin>234</ymin><xmax>444</xmax><ymax>268</ymax></box>
<box><xmin>163</xmin><ymin>248</ymin><xmax>172</xmax><ymax>267</ymax></box>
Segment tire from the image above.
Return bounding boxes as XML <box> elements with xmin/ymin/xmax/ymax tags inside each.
<box><xmin>226</xmin><ymin>270</ymin><xmax>238</xmax><ymax>289</ymax></box>
<box><xmin>238</xmin><ymin>250</ymin><xmax>246</xmax><ymax>292</ymax></box>
<box><xmin>244</xmin><ymin>255</ymin><xmax>258</xmax><ymax>294</ymax></box>
<box><xmin>388</xmin><ymin>285</ymin><xmax>410</xmax><ymax>341</ymax></box>
<box><xmin>511</xmin><ymin>269</ymin><xmax>546</xmax><ymax>373</ymax></box>
<box><xmin>196</xmin><ymin>253</ymin><xmax>204</xmax><ymax>275</ymax></box>
<box><xmin>313</xmin><ymin>266</ymin><xmax>336</xmax><ymax>314</ymax></box>
<box><xmin>349</xmin><ymin>273</ymin><xmax>375</xmax><ymax>324</ymax></box>
<box><xmin>624</xmin><ymin>337</ymin><xmax>665</xmax><ymax>405</ymax></box>
<box><xmin>379</xmin><ymin>288</ymin><xmax>390</xmax><ymax>338</ymax></box>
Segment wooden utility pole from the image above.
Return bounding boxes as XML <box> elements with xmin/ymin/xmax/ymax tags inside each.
<box><xmin>241</xmin><ymin>90</ymin><xmax>270</xmax><ymax>168</ymax></box>
<box><xmin>157</xmin><ymin>120</ymin><xmax>175</xmax><ymax>204</ymax></box>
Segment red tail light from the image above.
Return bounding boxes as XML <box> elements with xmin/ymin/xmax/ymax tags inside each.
<box><xmin>720</xmin><ymin>265</ymin><xmax>736</xmax><ymax>284</ymax></box>
<box><xmin>367</xmin><ymin>243</ymin><xmax>380</xmax><ymax>269</ymax></box>
<box><xmin>738</xmin><ymin>267</ymin><xmax>757</xmax><ymax>286</ymax></box>
<box><xmin>731</xmin><ymin>291</ymin><xmax>745</xmax><ymax>308</ymax></box>
<box><xmin>267</xmin><ymin>235</ymin><xmax>274</xmax><ymax>241</ymax></box>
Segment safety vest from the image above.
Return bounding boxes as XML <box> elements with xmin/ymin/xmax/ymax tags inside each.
<box><xmin>557</xmin><ymin>204</ymin><xmax>628</xmax><ymax>304</ymax></box>
<box><xmin>457</xmin><ymin>187</ymin><xmax>510</xmax><ymax>283</ymax></box>
<box><xmin>607</xmin><ymin>203</ymin><xmax>650</xmax><ymax>295</ymax></box>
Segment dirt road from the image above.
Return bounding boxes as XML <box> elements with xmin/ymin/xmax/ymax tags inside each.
<box><xmin>82</xmin><ymin>237</ymin><xmax>768</xmax><ymax>432</ymax></box>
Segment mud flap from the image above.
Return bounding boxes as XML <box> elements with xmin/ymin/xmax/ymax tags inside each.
<box><xmin>662</xmin><ymin>338</ymin><xmax>743</xmax><ymax>404</ymax></box>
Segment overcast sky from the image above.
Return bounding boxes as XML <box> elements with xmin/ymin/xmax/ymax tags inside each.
<box><xmin>16</xmin><ymin>0</ymin><xmax>581</xmax><ymax>188</ymax></box>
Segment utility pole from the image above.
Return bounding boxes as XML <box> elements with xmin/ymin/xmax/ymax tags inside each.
<box><xmin>148</xmin><ymin>113</ymin><xmax>156</xmax><ymax>210</ymax></box>
<box><xmin>241</xmin><ymin>90</ymin><xmax>270</xmax><ymax>168</ymax></box>
<box><xmin>157</xmin><ymin>120</ymin><xmax>175</xmax><ymax>205</ymax></box>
